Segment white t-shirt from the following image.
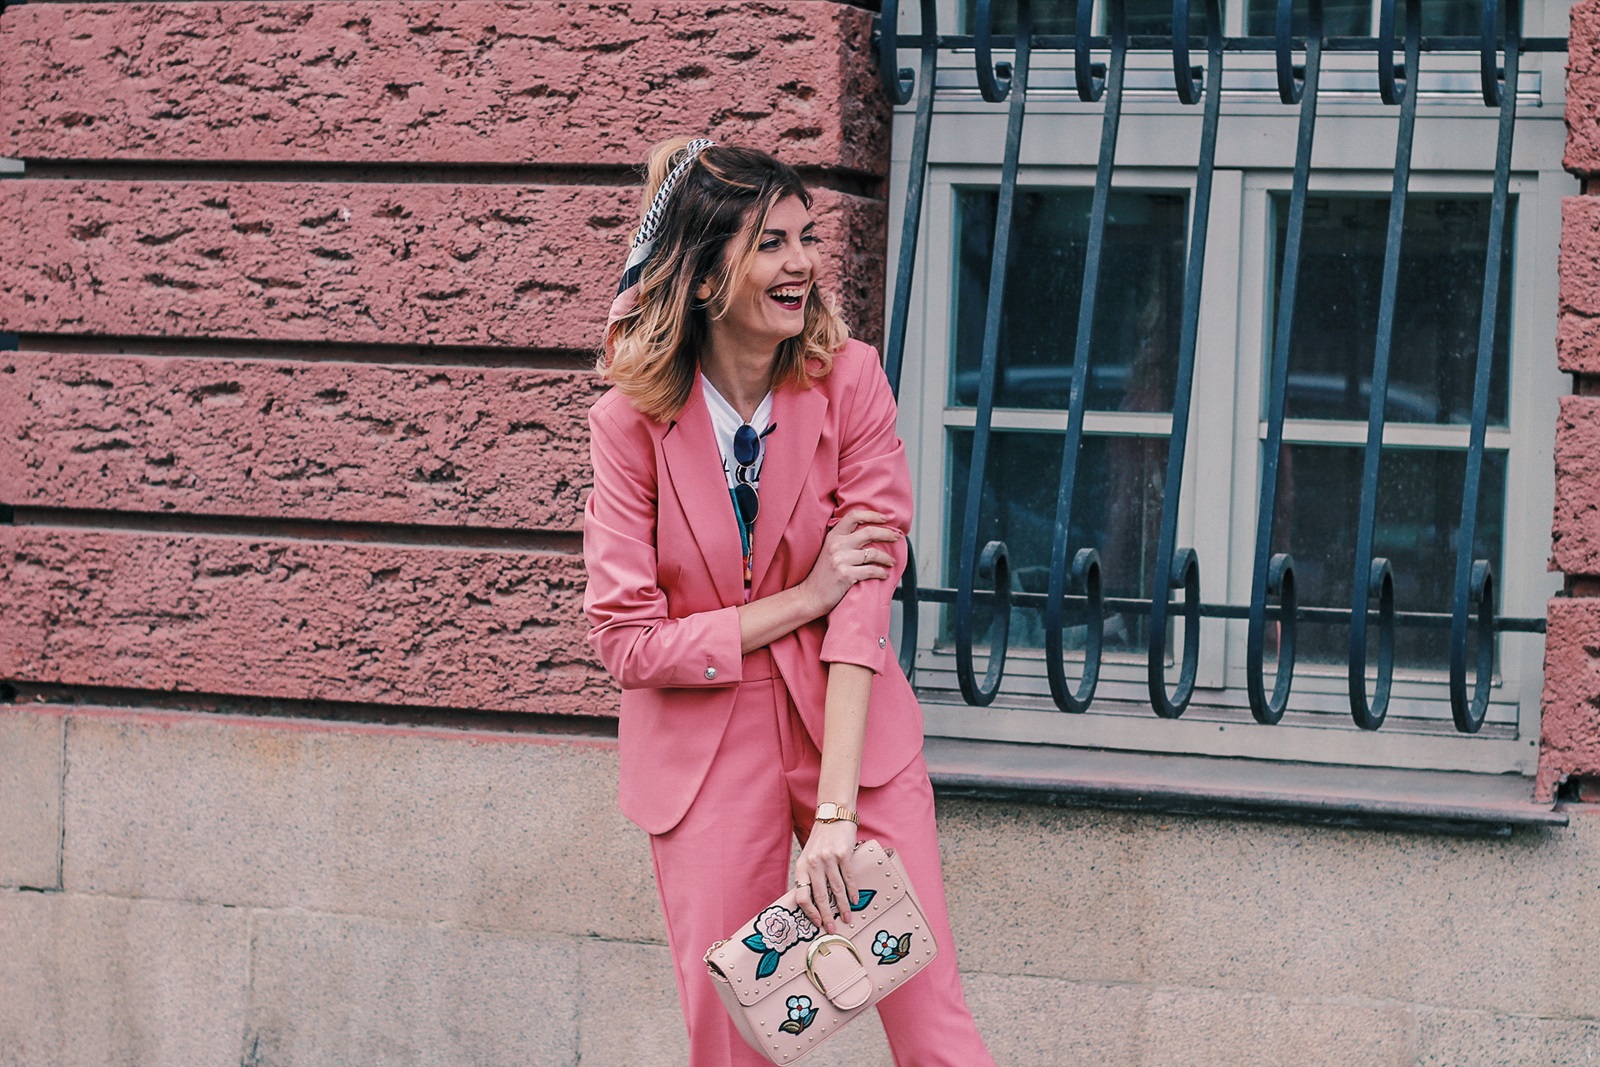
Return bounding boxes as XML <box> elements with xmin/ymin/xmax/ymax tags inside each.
<box><xmin>701</xmin><ymin>374</ymin><xmax>773</xmax><ymax>491</ymax></box>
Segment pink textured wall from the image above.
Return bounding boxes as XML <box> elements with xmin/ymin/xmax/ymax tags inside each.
<box><xmin>1547</xmin><ymin>0</ymin><xmax>1600</xmax><ymax>799</ymax></box>
<box><xmin>0</xmin><ymin>0</ymin><xmax>893</xmax><ymax>721</ymax></box>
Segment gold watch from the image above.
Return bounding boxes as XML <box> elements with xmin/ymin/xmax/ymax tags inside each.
<box><xmin>815</xmin><ymin>802</ymin><xmax>858</xmax><ymax>825</ymax></box>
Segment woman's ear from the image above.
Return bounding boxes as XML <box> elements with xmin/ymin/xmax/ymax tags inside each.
<box><xmin>694</xmin><ymin>279</ymin><xmax>713</xmax><ymax>302</ymax></box>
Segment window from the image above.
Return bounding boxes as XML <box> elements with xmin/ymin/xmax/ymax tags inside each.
<box><xmin>883</xmin><ymin>0</ymin><xmax>1572</xmax><ymax>774</ymax></box>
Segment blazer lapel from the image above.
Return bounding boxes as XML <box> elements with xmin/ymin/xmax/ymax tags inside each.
<box><xmin>750</xmin><ymin>383</ymin><xmax>827</xmax><ymax>591</ymax></box>
<box><xmin>661</xmin><ymin>377</ymin><xmax>745</xmax><ymax>607</ymax></box>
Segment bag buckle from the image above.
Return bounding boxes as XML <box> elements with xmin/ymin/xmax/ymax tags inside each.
<box><xmin>805</xmin><ymin>934</ymin><xmax>872</xmax><ymax>1010</ymax></box>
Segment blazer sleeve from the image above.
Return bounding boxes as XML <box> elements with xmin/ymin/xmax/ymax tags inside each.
<box><xmin>818</xmin><ymin>346</ymin><xmax>913</xmax><ymax>675</ymax></box>
<box><xmin>582</xmin><ymin>397</ymin><xmax>745</xmax><ymax>690</ymax></box>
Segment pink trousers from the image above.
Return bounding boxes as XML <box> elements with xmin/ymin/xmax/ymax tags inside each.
<box><xmin>648</xmin><ymin>649</ymin><xmax>996</xmax><ymax>1067</ymax></box>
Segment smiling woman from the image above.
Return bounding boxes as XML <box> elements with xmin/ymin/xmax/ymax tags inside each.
<box><xmin>583</xmin><ymin>138</ymin><xmax>997</xmax><ymax>1065</ymax></box>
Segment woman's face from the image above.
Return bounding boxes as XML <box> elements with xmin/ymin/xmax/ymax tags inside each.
<box><xmin>705</xmin><ymin>194</ymin><xmax>822</xmax><ymax>355</ymax></box>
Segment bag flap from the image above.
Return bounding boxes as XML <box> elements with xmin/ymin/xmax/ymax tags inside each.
<box><xmin>706</xmin><ymin>839</ymin><xmax>914</xmax><ymax>1008</ymax></box>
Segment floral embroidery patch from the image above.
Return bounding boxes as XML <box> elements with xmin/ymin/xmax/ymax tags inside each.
<box><xmin>743</xmin><ymin>905</ymin><xmax>819</xmax><ymax>979</ymax></box>
<box><xmin>780</xmin><ymin>995</ymin><xmax>818</xmax><ymax>1035</ymax></box>
<box><xmin>871</xmin><ymin>929</ymin><xmax>912</xmax><ymax>965</ymax></box>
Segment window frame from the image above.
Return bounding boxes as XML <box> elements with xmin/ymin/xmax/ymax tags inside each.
<box><xmin>883</xmin><ymin>31</ymin><xmax>1571</xmax><ymax>776</ymax></box>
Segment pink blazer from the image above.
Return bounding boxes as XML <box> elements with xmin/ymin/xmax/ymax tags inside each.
<box><xmin>582</xmin><ymin>339</ymin><xmax>923</xmax><ymax>835</ymax></box>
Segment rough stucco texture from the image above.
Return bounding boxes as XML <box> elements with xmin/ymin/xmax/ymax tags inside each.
<box><xmin>1557</xmin><ymin>196</ymin><xmax>1600</xmax><ymax>373</ymax></box>
<box><xmin>0</xmin><ymin>527</ymin><xmax>612</xmax><ymax>714</ymax></box>
<box><xmin>1552</xmin><ymin>395</ymin><xmax>1600</xmax><ymax>577</ymax></box>
<box><xmin>0</xmin><ymin>180</ymin><xmax>885</xmax><ymax>351</ymax></box>
<box><xmin>1539</xmin><ymin>598</ymin><xmax>1600</xmax><ymax>799</ymax></box>
<box><xmin>0</xmin><ymin>352</ymin><xmax>602</xmax><ymax>530</ymax></box>
<box><xmin>1566</xmin><ymin>0</ymin><xmax>1600</xmax><ymax>177</ymax></box>
<box><xmin>0</xmin><ymin>1</ymin><xmax>890</xmax><ymax>174</ymax></box>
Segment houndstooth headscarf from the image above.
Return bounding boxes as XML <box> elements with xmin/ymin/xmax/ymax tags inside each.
<box><xmin>603</xmin><ymin>138</ymin><xmax>715</xmax><ymax>361</ymax></box>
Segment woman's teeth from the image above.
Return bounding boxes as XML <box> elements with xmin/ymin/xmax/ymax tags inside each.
<box><xmin>768</xmin><ymin>287</ymin><xmax>805</xmax><ymax>309</ymax></box>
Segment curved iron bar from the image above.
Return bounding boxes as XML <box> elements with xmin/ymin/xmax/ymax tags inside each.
<box><xmin>1347</xmin><ymin>0</ymin><xmax>1419</xmax><ymax>730</ymax></box>
<box><xmin>1452</xmin><ymin>0</ymin><xmax>1519</xmax><ymax>732</ymax></box>
<box><xmin>954</xmin><ymin>0</ymin><xmax>1031</xmax><ymax>706</ymax></box>
<box><xmin>897</xmin><ymin>539</ymin><xmax>920</xmax><ymax>681</ymax></box>
<box><xmin>1075</xmin><ymin>0</ymin><xmax>1110</xmax><ymax>101</ymax></box>
<box><xmin>974</xmin><ymin>0</ymin><xmax>1017</xmax><ymax>102</ymax></box>
<box><xmin>1147</xmin><ymin>0</ymin><xmax>1224</xmax><ymax>718</ymax></box>
<box><xmin>1247</xmin><ymin>0</ymin><xmax>1321</xmax><ymax>725</ymax></box>
<box><xmin>880</xmin><ymin>0</ymin><xmax>941</xmax><ymax>395</ymax></box>
<box><xmin>1042</xmin><ymin>0</ymin><xmax>1126</xmax><ymax>713</ymax></box>
<box><xmin>1048</xmin><ymin>549</ymin><xmax>1105</xmax><ymax>713</ymax></box>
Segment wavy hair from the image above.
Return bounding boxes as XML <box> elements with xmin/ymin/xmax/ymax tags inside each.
<box><xmin>600</xmin><ymin>137</ymin><xmax>849</xmax><ymax>422</ymax></box>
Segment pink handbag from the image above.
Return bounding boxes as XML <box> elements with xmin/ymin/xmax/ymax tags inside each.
<box><xmin>703</xmin><ymin>840</ymin><xmax>938</xmax><ymax>1065</ymax></box>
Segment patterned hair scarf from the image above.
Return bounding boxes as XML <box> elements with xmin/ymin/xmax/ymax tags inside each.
<box><xmin>603</xmin><ymin>137</ymin><xmax>716</xmax><ymax>362</ymax></box>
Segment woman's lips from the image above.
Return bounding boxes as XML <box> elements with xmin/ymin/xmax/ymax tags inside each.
<box><xmin>768</xmin><ymin>285</ymin><xmax>807</xmax><ymax>310</ymax></box>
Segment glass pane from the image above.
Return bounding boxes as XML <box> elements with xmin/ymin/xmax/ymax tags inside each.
<box><xmin>1270</xmin><ymin>195</ymin><xmax>1513</xmax><ymax>426</ymax></box>
<box><xmin>1245</xmin><ymin>0</ymin><xmax>1368</xmax><ymax>37</ymax></box>
<box><xmin>1269</xmin><ymin>443</ymin><xmax>1506</xmax><ymax>670</ymax></box>
<box><xmin>945</xmin><ymin>429</ymin><xmax>1169</xmax><ymax>651</ymax></box>
<box><xmin>954</xmin><ymin>188</ymin><xmax>1186</xmax><ymax>412</ymax></box>
<box><xmin>961</xmin><ymin>0</ymin><xmax>1212</xmax><ymax>36</ymax></box>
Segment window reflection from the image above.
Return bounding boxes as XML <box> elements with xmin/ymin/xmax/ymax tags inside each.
<box><xmin>954</xmin><ymin>188</ymin><xmax>1186</xmax><ymax>413</ymax></box>
<box><xmin>962</xmin><ymin>0</ymin><xmax>1212</xmax><ymax>36</ymax></box>
<box><xmin>1271</xmin><ymin>195</ymin><xmax>1513</xmax><ymax>426</ymax></box>
<box><xmin>946</xmin><ymin>430</ymin><xmax>1169</xmax><ymax>651</ymax></box>
<box><xmin>1270</xmin><ymin>444</ymin><xmax>1506</xmax><ymax>669</ymax></box>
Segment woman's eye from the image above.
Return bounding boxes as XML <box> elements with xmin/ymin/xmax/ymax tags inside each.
<box><xmin>802</xmin><ymin>234</ymin><xmax>822</xmax><ymax>245</ymax></box>
<box><xmin>760</xmin><ymin>240</ymin><xmax>781</xmax><ymax>252</ymax></box>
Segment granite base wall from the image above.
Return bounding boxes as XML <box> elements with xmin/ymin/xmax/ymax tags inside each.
<box><xmin>2</xmin><ymin>705</ymin><xmax>1595</xmax><ymax>1067</ymax></box>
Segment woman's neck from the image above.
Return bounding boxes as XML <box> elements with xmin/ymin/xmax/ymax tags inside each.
<box><xmin>700</xmin><ymin>343</ymin><xmax>777</xmax><ymax>422</ymax></box>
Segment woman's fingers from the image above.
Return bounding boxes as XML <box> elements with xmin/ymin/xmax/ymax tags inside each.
<box><xmin>827</xmin><ymin>861</ymin><xmax>854</xmax><ymax>929</ymax></box>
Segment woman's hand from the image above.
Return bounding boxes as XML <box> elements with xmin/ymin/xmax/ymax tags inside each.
<box><xmin>800</xmin><ymin>509</ymin><xmax>902</xmax><ymax>617</ymax></box>
<box><xmin>793</xmin><ymin>819</ymin><xmax>862</xmax><ymax>934</ymax></box>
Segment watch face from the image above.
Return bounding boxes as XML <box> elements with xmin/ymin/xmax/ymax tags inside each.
<box><xmin>817</xmin><ymin>803</ymin><xmax>838</xmax><ymax>821</ymax></box>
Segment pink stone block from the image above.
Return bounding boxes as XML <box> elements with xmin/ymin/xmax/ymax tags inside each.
<box><xmin>0</xmin><ymin>1</ymin><xmax>889</xmax><ymax>175</ymax></box>
<box><xmin>1552</xmin><ymin>396</ymin><xmax>1600</xmax><ymax>576</ymax></box>
<box><xmin>1566</xmin><ymin>0</ymin><xmax>1600</xmax><ymax>177</ymax></box>
<box><xmin>0</xmin><ymin>181</ymin><xmax>881</xmax><ymax>349</ymax></box>
<box><xmin>1558</xmin><ymin>196</ymin><xmax>1600</xmax><ymax>373</ymax></box>
<box><xmin>0</xmin><ymin>526</ymin><xmax>613</xmax><ymax>714</ymax></box>
<box><xmin>1539</xmin><ymin>597</ymin><xmax>1600</xmax><ymax>800</ymax></box>
<box><xmin>0</xmin><ymin>351</ymin><xmax>603</xmax><ymax>530</ymax></box>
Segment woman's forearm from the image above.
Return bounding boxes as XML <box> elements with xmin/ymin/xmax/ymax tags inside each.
<box><xmin>737</xmin><ymin>584</ymin><xmax>826</xmax><ymax>654</ymax></box>
<box><xmin>815</xmin><ymin>662</ymin><xmax>871</xmax><ymax>810</ymax></box>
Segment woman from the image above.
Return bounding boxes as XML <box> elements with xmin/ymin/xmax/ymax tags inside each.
<box><xmin>583</xmin><ymin>136</ymin><xmax>996</xmax><ymax>1066</ymax></box>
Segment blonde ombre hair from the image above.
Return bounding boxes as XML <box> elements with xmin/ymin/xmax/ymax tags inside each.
<box><xmin>600</xmin><ymin>137</ymin><xmax>849</xmax><ymax>422</ymax></box>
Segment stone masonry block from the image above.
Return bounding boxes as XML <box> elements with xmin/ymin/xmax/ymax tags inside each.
<box><xmin>0</xmin><ymin>181</ymin><xmax>882</xmax><ymax>351</ymax></box>
<box><xmin>62</xmin><ymin>709</ymin><xmax>665</xmax><ymax>941</ymax></box>
<box><xmin>1540</xmin><ymin>597</ymin><xmax>1600</xmax><ymax>799</ymax></box>
<box><xmin>0</xmin><ymin>352</ymin><xmax>603</xmax><ymax>530</ymax></box>
<box><xmin>1414</xmin><ymin>1008</ymin><xmax>1600</xmax><ymax>1066</ymax></box>
<box><xmin>1138</xmin><ymin>987</ymin><xmax>1413</xmax><ymax>1067</ymax></box>
<box><xmin>0</xmin><ymin>709</ymin><xmax>61</xmax><ymax>889</ymax></box>
<box><xmin>962</xmin><ymin>973</ymin><xmax>1144</xmax><ymax>1066</ymax></box>
<box><xmin>0</xmin><ymin>526</ymin><xmax>612</xmax><ymax>714</ymax></box>
<box><xmin>0</xmin><ymin>2</ymin><xmax>890</xmax><ymax>175</ymax></box>
<box><xmin>1553</xmin><ymin>396</ymin><xmax>1600</xmax><ymax>576</ymax></box>
<box><xmin>1558</xmin><ymin>196</ymin><xmax>1600</xmax><ymax>373</ymax></box>
<box><xmin>1566</xmin><ymin>0</ymin><xmax>1600</xmax><ymax>177</ymax></box>
<box><xmin>936</xmin><ymin>797</ymin><xmax>1600</xmax><ymax>1021</ymax></box>
<box><xmin>245</xmin><ymin>911</ymin><xmax>578</xmax><ymax>1067</ymax></box>
<box><xmin>0</xmin><ymin>891</ymin><xmax>248</xmax><ymax>1067</ymax></box>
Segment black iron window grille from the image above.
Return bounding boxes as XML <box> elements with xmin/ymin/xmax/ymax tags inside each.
<box><xmin>874</xmin><ymin>0</ymin><xmax>1565</xmax><ymax>746</ymax></box>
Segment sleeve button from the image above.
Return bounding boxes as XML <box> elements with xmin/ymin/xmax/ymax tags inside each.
<box><xmin>704</xmin><ymin>666</ymin><xmax>718</xmax><ymax>680</ymax></box>
<box><xmin>878</xmin><ymin>636</ymin><xmax>887</xmax><ymax>648</ymax></box>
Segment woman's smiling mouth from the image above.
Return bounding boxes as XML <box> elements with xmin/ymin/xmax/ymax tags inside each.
<box><xmin>767</xmin><ymin>284</ymin><xmax>807</xmax><ymax>310</ymax></box>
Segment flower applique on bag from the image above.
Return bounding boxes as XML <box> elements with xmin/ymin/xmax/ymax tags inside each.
<box><xmin>703</xmin><ymin>840</ymin><xmax>938</xmax><ymax>1065</ymax></box>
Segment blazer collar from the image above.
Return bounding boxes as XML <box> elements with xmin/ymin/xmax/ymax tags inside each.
<box><xmin>661</xmin><ymin>376</ymin><xmax>744</xmax><ymax>607</ymax></box>
<box><xmin>750</xmin><ymin>382</ymin><xmax>827</xmax><ymax>591</ymax></box>
<box><xmin>660</xmin><ymin>375</ymin><xmax>830</xmax><ymax>606</ymax></box>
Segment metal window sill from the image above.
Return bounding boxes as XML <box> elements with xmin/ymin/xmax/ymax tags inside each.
<box><xmin>923</xmin><ymin>737</ymin><xmax>1567</xmax><ymax>837</ymax></box>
